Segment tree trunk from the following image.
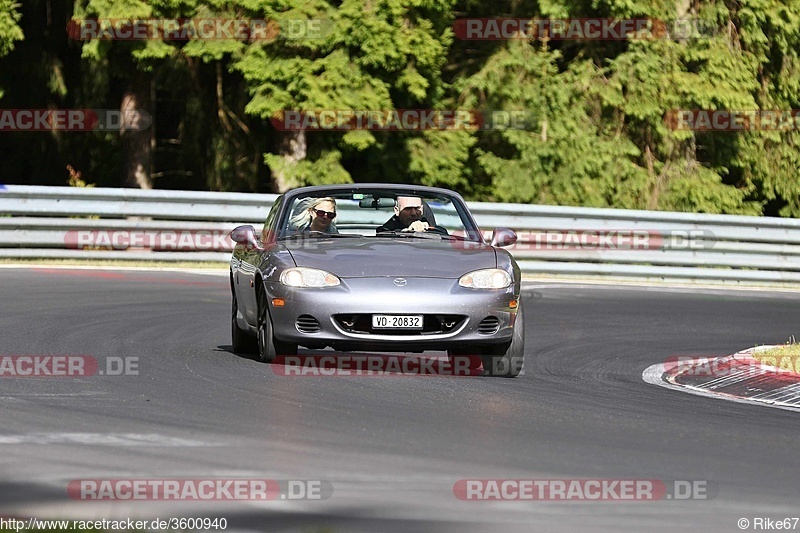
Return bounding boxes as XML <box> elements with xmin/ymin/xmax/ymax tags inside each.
<box><xmin>272</xmin><ymin>130</ymin><xmax>307</xmax><ymax>193</ymax></box>
<box><xmin>120</xmin><ymin>70</ymin><xmax>153</xmax><ymax>189</ymax></box>
<box><xmin>645</xmin><ymin>144</ymin><xmax>658</xmax><ymax>210</ymax></box>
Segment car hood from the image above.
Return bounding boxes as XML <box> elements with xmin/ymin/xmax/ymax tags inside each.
<box><xmin>283</xmin><ymin>237</ymin><xmax>497</xmax><ymax>278</ymax></box>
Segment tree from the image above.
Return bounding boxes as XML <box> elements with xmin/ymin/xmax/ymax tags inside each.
<box><xmin>73</xmin><ymin>1</ymin><xmax>265</xmax><ymax>191</ymax></box>
<box><xmin>75</xmin><ymin>0</ymin><xmax>160</xmax><ymax>188</ymax></box>
<box><xmin>0</xmin><ymin>1</ymin><xmax>21</xmax><ymax>47</ymax></box>
<box><xmin>234</xmin><ymin>0</ymin><xmax>457</xmax><ymax>191</ymax></box>
<box><xmin>0</xmin><ymin>0</ymin><xmax>23</xmax><ymax>98</ymax></box>
<box><xmin>1</xmin><ymin>0</ymin><xmax>798</xmax><ymax>218</ymax></box>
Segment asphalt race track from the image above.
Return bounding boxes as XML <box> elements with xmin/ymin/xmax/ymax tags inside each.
<box><xmin>1</xmin><ymin>267</ymin><xmax>799</xmax><ymax>532</ymax></box>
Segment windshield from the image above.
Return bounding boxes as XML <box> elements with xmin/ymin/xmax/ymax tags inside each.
<box><xmin>277</xmin><ymin>189</ymin><xmax>482</xmax><ymax>242</ymax></box>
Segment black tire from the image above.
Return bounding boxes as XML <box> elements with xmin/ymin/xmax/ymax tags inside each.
<box><xmin>257</xmin><ymin>287</ymin><xmax>297</xmax><ymax>363</ymax></box>
<box><xmin>231</xmin><ymin>291</ymin><xmax>258</xmax><ymax>354</ymax></box>
<box><xmin>481</xmin><ymin>302</ymin><xmax>525</xmax><ymax>378</ymax></box>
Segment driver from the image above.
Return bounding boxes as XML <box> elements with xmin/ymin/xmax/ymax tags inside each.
<box><xmin>377</xmin><ymin>196</ymin><xmax>443</xmax><ymax>233</ymax></box>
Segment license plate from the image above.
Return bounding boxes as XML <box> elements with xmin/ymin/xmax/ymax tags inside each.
<box><xmin>372</xmin><ymin>315</ymin><xmax>423</xmax><ymax>330</ymax></box>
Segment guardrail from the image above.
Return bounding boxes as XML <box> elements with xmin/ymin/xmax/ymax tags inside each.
<box><xmin>2</xmin><ymin>184</ymin><xmax>800</xmax><ymax>285</ymax></box>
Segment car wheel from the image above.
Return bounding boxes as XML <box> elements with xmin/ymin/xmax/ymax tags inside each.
<box><xmin>257</xmin><ymin>287</ymin><xmax>297</xmax><ymax>363</ymax></box>
<box><xmin>231</xmin><ymin>291</ymin><xmax>258</xmax><ymax>354</ymax></box>
<box><xmin>481</xmin><ymin>301</ymin><xmax>525</xmax><ymax>378</ymax></box>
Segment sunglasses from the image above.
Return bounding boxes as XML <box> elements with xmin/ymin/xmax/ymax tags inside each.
<box><xmin>314</xmin><ymin>209</ymin><xmax>336</xmax><ymax>220</ymax></box>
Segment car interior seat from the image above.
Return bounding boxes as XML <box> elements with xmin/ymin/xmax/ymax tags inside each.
<box><xmin>421</xmin><ymin>201</ymin><xmax>437</xmax><ymax>227</ymax></box>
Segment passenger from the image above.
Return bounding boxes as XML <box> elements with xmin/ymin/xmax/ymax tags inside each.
<box><xmin>290</xmin><ymin>197</ymin><xmax>338</xmax><ymax>234</ymax></box>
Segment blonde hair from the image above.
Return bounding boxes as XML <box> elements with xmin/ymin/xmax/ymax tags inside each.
<box><xmin>289</xmin><ymin>197</ymin><xmax>337</xmax><ymax>230</ymax></box>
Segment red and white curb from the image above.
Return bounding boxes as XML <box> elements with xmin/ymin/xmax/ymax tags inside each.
<box><xmin>643</xmin><ymin>346</ymin><xmax>800</xmax><ymax>412</ymax></box>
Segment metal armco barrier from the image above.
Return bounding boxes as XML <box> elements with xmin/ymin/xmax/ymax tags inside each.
<box><xmin>2</xmin><ymin>184</ymin><xmax>800</xmax><ymax>285</ymax></box>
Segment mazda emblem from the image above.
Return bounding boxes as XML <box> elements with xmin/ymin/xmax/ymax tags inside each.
<box><xmin>393</xmin><ymin>278</ymin><xmax>407</xmax><ymax>287</ymax></box>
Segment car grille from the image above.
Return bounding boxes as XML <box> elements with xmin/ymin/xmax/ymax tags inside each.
<box><xmin>296</xmin><ymin>315</ymin><xmax>321</xmax><ymax>333</ymax></box>
<box><xmin>334</xmin><ymin>314</ymin><xmax>466</xmax><ymax>336</ymax></box>
<box><xmin>477</xmin><ymin>316</ymin><xmax>500</xmax><ymax>335</ymax></box>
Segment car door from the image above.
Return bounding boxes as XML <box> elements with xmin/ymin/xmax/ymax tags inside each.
<box><xmin>233</xmin><ymin>196</ymin><xmax>284</xmax><ymax>326</ymax></box>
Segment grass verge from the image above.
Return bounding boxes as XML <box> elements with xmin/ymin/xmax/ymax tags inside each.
<box><xmin>752</xmin><ymin>341</ymin><xmax>800</xmax><ymax>373</ymax></box>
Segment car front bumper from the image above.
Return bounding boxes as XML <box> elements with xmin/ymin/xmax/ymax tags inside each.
<box><xmin>265</xmin><ymin>276</ymin><xmax>520</xmax><ymax>351</ymax></box>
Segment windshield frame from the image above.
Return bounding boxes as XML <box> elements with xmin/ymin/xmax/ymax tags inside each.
<box><xmin>275</xmin><ymin>186</ymin><xmax>484</xmax><ymax>242</ymax></box>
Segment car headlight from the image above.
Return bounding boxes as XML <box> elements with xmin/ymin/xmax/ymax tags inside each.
<box><xmin>459</xmin><ymin>268</ymin><xmax>512</xmax><ymax>289</ymax></box>
<box><xmin>280</xmin><ymin>267</ymin><xmax>340</xmax><ymax>288</ymax></box>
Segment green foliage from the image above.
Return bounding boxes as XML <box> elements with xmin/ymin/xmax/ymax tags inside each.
<box><xmin>436</xmin><ymin>0</ymin><xmax>799</xmax><ymax>215</ymax></box>
<box><xmin>1</xmin><ymin>0</ymin><xmax>799</xmax><ymax>217</ymax></box>
<box><xmin>659</xmin><ymin>162</ymin><xmax>760</xmax><ymax>214</ymax></box>
<box><xmin>459</xmin><ymin>40</ymin><xmax>650</xmax><ymax>207</ymax></box>
<box><xmin>235</xmin><ymin>0</ymin><xmax>456</xmax><ymax>189</ymax></box>
<box><xmin>66</xmin><ymin>165</ymin><xmax>94</xmax><ymax>188</ymax></box>
<box><xmin>0</xmin><ymin>0</ymin><xmax>23</xmax><ymax>57</ymax></box>
<box><xmin>0</xmin><ymin>0</ymin><xmax>23</xmax><ymax>98</ymax></box>
<box><xmin>264</xmin><ymin>148</ymin><xmax>352</xmax><ymax>188</ymax></box>
<box><xmin>407</xmin><ymin>130</ymin><xmax>476</xmax><ymax>190</ymax></box>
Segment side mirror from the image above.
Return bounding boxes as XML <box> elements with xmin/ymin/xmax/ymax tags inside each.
<box><xmin>230</xmin><ymin>225</ymin><xmax>260</xmax><ymax>248</ymax></box>
<box><xmin>491</xmin><ymin>228</ymin><xmax>517</xmax><ymax>247</ymax></box>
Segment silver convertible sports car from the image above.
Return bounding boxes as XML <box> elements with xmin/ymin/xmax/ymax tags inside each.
<box><xmin>229</xmin><ymin>184</ymin><xmax>524</xmax><ymax>377</ymax></box>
